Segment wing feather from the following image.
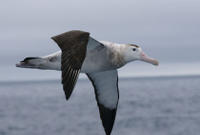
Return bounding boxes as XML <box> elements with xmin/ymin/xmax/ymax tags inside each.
<box><xmin>51</xmin><ymin>30</ymin><xmax>89</xmax><ymax>100</ymax></box>
<box><xmin>87</xmin><ymin>70</ymin><xmax>119</xmax><ymax>135</ymax></box>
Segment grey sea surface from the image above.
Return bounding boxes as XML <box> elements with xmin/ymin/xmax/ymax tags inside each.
<box><xmin>0</xmin><ymin>76</ymin><xmax>200</xmax><ymax>135</ymax></box>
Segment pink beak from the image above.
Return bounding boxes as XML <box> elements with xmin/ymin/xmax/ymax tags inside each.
<box><xmin>140</xmin><ymin>52</ymin><xmax>159</xmax><ymax>66</ymax></box>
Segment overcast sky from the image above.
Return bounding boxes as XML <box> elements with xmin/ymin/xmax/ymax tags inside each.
<box><xmin>0</xmin><ymin>0</ymin><xmax>200</xmax><ymax>80</ymax></box>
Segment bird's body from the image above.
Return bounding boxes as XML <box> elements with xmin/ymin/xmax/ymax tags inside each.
<box><xmin>22</xmin><ymin>39</ymin><xmax>127</xmax><ymax>73</ymax></box>
<box><xmin>16</xmin><ymin>30</ymin><xmax>158</xmax><ymax>135</ymax></box>
<box><xmin>82</xmin><ymin>40</ymin><xmax>125</xmax><ymax>73</ymax></box>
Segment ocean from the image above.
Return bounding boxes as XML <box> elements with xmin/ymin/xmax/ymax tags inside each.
<box><xmin>0</xmin><ymin>75</ymin><xmax>200</xmax><ymax>135</ymax></box>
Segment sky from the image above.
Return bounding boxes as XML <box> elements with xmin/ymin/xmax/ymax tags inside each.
<box><xmin>0</xmin><ymin>0</ymin><xmax>200</xmax><ymax>81</ymax></box>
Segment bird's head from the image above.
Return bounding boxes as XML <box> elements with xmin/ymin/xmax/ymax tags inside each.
<box><xmin>123</xmin><ymin>44</ymin><xmax>159</xmax><ymax>66</ymax></box>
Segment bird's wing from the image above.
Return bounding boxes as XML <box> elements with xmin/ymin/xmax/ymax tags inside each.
<box><xmin>87</xmin><ymin>70</ymin><xmax>119</xmax><ymax>135</ymax></box>
<box><xmin>86</xmin><ymin>37</ymin><xmax>105</xmax><ymax>51</ymax></box>
<box><xmin>51</xmin><ymin>30</ymin><xmax>104</xmax><ymax>100</ymax></box>
<box><xmin>51</xmin><ymin>30</ymin><xmax>89</xmax><ymax>100</ymax></box>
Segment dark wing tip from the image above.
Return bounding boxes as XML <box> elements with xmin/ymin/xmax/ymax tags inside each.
<box><xmin>65</xmin><ymin>94</ymin><xmax>70</xmax><ymax>100</ymax></box>
<box><xmin>63</xmin><ymin>85</ymin><xmax>75</xmax><ymax>100</ymax></box>
<box><xmin>99</xmin><ymin>104</ymin><xmax>117</xmax><ymax>135</ymax></box>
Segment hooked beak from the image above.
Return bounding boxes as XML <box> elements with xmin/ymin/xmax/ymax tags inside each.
<box><xmin>140</xmin><ymin>52</ymin><xmax>159</xmax><ymax>66</ymax></box>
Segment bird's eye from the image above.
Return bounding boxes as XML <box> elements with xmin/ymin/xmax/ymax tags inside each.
<box><xmin>132</xmin><ymin>48</ymin><xmax>136</xmax><ymax>51</ymax></box>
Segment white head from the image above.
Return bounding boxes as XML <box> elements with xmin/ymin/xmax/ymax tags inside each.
<box><xmin>123</xmin><ymin>44</ymin><xmax>159</xmax><ymax>66</ymax></box>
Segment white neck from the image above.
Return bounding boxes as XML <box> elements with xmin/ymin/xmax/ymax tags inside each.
<box><xmin>102</xmin><ymin>42</ymin><xmax>128</xmax><ymax>67</ymax></box>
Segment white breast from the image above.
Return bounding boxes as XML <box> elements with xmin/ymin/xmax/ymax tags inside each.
<box><xmin>81</xmin><ymin>39</ymin><xmax>125</xmax><ymax>73</ymax></box>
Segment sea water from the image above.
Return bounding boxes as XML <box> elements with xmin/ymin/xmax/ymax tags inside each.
<box><xmin>0</xmin><ymin>76</ymin><xmax>200</xmax><ymax>135</ymax></box>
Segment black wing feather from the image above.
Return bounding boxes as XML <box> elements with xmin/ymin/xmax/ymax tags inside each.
<box><xmin>52</xmin><ymin>30</ymin><xmax>90</xmax><ymax>100</ymax></box>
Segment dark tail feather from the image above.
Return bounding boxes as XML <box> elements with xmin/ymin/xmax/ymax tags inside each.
<box><xmin>16</xmin><ymin>57</ymin><xmax>46</xmax><ymax>69</ymax></box>
<box><xmin>22</xmin><ymin>57</ymin><xmax>41</xmax><ymax>62</ymax></box>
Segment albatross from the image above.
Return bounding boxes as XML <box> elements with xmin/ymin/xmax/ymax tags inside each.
<box><xmin>16</xmin><ymin>30</ymin><xmax>159</xmax><ymax>135</ymax></box>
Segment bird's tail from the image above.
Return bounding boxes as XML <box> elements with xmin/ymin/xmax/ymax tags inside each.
<box><xmin>16</xmin><ymin>57</ymin><xmax>49</xmax><ymax>70</ymax></box>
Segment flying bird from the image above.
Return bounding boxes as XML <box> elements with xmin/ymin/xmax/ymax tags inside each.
<box><xmin>16</xmin><ymin>30</ymin><xmax>159</xmax><ymax>135</ymax></box>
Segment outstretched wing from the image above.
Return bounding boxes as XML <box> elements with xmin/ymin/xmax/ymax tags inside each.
<box><xmin>87</xmin><ymin>70</ymin><xmax>119</xmax><ymax>135</ymax></box>
<box><xmin>51</xmin><ymin>30</ymin><xmax>90</xmax><ymax>100</ymax></box>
